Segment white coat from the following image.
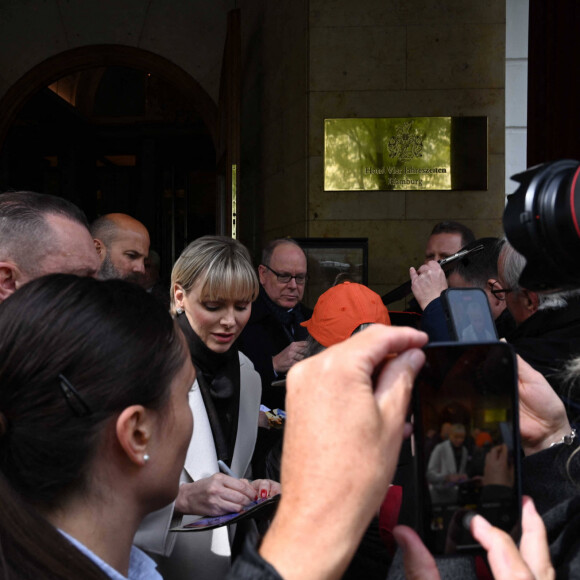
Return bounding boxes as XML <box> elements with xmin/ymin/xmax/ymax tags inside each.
<box><xmin>134</xmin><ymin>352</ymin><xmax>261</xmax><ymax>580</ymax></box>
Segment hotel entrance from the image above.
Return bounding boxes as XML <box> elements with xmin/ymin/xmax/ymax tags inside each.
<box><xmin>0</xmin><ymin>10</ymin><xmax>241</xmax><ymax>282</ymax></box>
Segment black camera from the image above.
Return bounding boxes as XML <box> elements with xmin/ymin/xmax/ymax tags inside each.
<box><xmin>503</xmin><ymin>159</ymin><xmax>580</xmax><ymax>292</ymax></box>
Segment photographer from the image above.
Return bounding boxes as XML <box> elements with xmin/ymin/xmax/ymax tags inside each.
<box><xmin>410</xmin><ymin>238</ymin><xmax>516</xmax><ymax>342</ymax></box>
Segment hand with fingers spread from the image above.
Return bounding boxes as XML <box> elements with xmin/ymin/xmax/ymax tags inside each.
<box><xmin>272</xmin><ymin>341</ymin><xmax>308</xmax><ymax>374</ymax></box>
<box><xmin>175</xmin><ymin>473</ymin><xmax>257</xmax><ymax>517</ymax></box>
<box><xmin>393</xmin><ymin>496</ymin><xmax>554</xmax><ymax>580</ymax></box>
<box><xmin>410</xmin><ymin>261</ymin><xmax>448</xmax><ymax>310</ymax></box>
<box><xmin>517</xmin><ymin>355</ymin><xmax>571</xmax><ymax>455</ymax></box>
<box><xmin>260</xmin><ymin>324</ymin><xmax>428</xmax><ymax>580</ymax></box>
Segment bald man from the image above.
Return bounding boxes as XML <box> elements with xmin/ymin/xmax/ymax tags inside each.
<box><xmin>91</xmin><ymin>213</ymin><xmax>150</xmax><ymax>284</ymax></box>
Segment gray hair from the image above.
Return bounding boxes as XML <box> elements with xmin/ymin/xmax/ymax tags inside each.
<box><xmin>560</xmin><ymin>356</ymin><xmax>580</xmax><ymax>394</ymax></box>
<box><xmin>170</xmin><ymin>235</ymin><xmax>259</xmax><ymax>315</ymax></box>
<box><xmin>499</xmin><ymin>239</ymin><xmax>580</xmax><ymax>310</ymax></box>
<box><xmin>0</xmin><ymin>191</ymin><xmax>89</xmax><ymax>277</ymax></box>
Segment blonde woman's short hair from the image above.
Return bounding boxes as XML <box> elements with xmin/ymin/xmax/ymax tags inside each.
<box><xmin>170</xmin><ymin>236</ymin><xmax>259</xmax><ymax>315</ymax></box>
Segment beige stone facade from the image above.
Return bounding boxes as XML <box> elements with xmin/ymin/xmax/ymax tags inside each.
<box><xmin>0</xmin><ymin>0</ymin><xmax>505</xmax><ymax>306</ymax></box>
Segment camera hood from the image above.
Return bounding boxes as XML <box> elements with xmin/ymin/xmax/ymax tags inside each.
<box><xmin>503</xmin><ymin>159</ymin><xmax>580</xmax><ymax>292</ymax></box>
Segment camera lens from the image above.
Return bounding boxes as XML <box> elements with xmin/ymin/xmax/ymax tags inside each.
<box><xmin>503</xmin><ymin>159</ymin><xmax>580</xmax><ymax>291</ymax></box>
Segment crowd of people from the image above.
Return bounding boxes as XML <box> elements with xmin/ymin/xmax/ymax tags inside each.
<box><xmin>0</xmin><ymin>188</ymin><xmax>579</xmax><ymax>580</ymax></box>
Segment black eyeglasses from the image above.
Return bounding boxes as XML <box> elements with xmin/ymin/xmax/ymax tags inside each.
<box><xmin>489</xmin><ymin>281</ymin><xmax>515</xmax><ymax>301</ymax></box>
<box><xmin>263</xmin><ymin>265</ymin><xmax>308</xmax><ymax>285</ymax></box>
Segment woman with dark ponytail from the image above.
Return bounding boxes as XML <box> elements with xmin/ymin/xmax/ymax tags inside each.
<box><xmin>136</xmin><ymin>236</ymin><xmax>280</xmax><ymax>580</ymax></box>
<box><xmin>0</xmin><ymin>274</ymin><xmax>194</xmax><ymax>579</ymax></box>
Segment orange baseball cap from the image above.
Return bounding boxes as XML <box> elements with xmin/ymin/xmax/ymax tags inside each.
<box><xmin>475</xmin><ymin>432</ymin><xmax>493</xmax><ymax>447</ymax></box>
<box><xmin>301</xmin><ymin>281</ymin><xmax>391</xmax><ymax>347</ymax></box>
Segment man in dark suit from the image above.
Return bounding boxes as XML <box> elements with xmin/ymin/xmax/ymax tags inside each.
<box><xmin>238</xmin><ymin>238</ymin><xmax>312</xmax><ymax>410</ymax></box>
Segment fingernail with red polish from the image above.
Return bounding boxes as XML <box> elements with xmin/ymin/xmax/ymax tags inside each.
<box><xmin>260</xmin><ymin>489</ymin><xmax>268</xmax><ymax>499</ymax></box>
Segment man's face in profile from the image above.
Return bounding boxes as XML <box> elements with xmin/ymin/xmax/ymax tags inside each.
<box><xmin>98</xmin><ymin>227</ymin><xmax>150</xmax><ymax>285</ymax></box>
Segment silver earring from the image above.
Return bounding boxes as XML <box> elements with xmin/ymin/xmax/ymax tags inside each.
<box><xmin>143</xmin><ymin>454</ymin><xmax>150</xmax><ymax>463</ymax></box>
<box><xmin>176</xmin><ymin>307</ymin><xmax>184</xmax><ymax>315</ymax></box>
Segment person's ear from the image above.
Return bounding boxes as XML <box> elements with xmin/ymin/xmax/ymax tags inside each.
<box><xmin>174</xmin><ymin>284</ymin><xmax>185</xmax><ymax>310</ymax></box>
<box><xmin>116</xmin><ymin>405</ymin><xmax>154</xmax><ymax>467</ymax></box>
<box><xmin>258</xmin><ymin>265</ymin><xmax>267</xmax><ymax>286</ymax></box>
<box><xmin>521</xmin><ymin>289</ymin><xmax>540</xmax><ymax>315</ymax></box>
<box><xmin>0</xmin><ymin>262</ymin><xmax>20</xmax><ymax>302</ymax></box>
<box><xmin>93</xmin><ymin>238</ymin><xmax>106</xmax><ymax>261</ymax></box>
<box><xmin>486</xmin><ymin>278</ymin><xmax>503</xmax><ymax>307</ymax></box>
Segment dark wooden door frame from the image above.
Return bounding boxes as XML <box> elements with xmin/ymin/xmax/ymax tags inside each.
<box><xmin>216</xmin><ymin>9</ymin><xmax>241</xmax><ymax>238</ymax></box>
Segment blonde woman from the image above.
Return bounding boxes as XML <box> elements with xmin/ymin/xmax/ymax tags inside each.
<box><xmin>136</xmin><ymin>235</ymin><xmax>280</xmax><ymax>580</ymax></box>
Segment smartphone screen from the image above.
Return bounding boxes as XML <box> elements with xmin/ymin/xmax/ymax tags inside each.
<box><xmin>441</xmin><ymin>288</ymin><xmax>498</xmax><ymax>342</ymax></box>
<box><xmin>412</xmin><ymin>342</ymin><xmax>521</xmax><ymax>555</ymax></box>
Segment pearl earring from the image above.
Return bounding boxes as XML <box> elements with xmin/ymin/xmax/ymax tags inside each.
<box><xmin>143</xmin><ymin>454</ymin><xmax>150</xmax><ymax>463</ymax></box>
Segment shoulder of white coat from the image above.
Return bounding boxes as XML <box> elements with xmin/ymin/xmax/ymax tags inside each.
<box><xmin>238</xmin><ymin>350</ymin><xmax>256</xmax><ymax>370</ymax></box>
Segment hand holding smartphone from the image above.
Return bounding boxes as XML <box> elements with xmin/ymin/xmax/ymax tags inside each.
<box><xmin>412</xmin><ymin>342</ymin><xmax>521</xmax><ymax>556</ymax></box>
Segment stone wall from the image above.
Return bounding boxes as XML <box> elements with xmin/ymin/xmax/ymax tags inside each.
<box><xmin>0</xmin><ymin>0</ymin><xmax>507</xmax><ymax>303</ymax></box>
<box><xmin>305</xmin><ymin>0</ymin><xmax>506</xmax><ymax>304</ymax></box>
<box><xmin>0</xmin><ymin>0</ymin><xmax>231</xmax><ymax>108</ymax></box>
<box><xmin>240</xmin><ymin>0</ymin><xmax>310</xmax><ymax>248</ymax></box>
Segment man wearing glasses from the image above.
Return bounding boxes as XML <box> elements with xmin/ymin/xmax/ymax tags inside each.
<box><xmin>238</xmin><ymin>239</ymin><xmax>312</xmax><ymax>478</ymax></box>
<box><xmin>410</xmin><ymin>238</ymin><xmax>516</xmax><ymax>341</ymax></box>
<box><xmin>496</xmin><ymin>241</ymin><xmax>580</xmax><ymax>414</ymax></box>
<box><xmin>239</xmin><ymin>238</ymin><xmax>312</xmax><ymax>411</ymax></box>
<box><xmin>446</xmin><ymin>238</ymin><xmax>516</xmax><ymax>338</ymax></box>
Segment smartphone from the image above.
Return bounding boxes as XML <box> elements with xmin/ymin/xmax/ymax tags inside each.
<box><xmin>412</xmin><ymin>342</ymin><xmax>521</xmax><ymax>555</ymax></box>
<box><xmin>440</xmin><ymin>288</ymin><xmax>498</xmax><ymax>342</ymax></box>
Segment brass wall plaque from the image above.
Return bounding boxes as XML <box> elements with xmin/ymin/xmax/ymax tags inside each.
<box><xmin>324</xmin><ymin>117</ymin><xmax>487</xmax><ymax>191</ymax></box>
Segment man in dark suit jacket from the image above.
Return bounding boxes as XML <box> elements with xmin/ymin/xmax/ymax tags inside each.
<box><xmin>238</xmin><ymin>238</ymin><xmax>312</xmax><ymax>411</ymax></box>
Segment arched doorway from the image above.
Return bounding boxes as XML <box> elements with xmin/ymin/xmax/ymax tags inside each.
<box><xmin>0</xmin><ymin>45</ymin><xmax>220</xmax><ymax>283</ymax></box>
